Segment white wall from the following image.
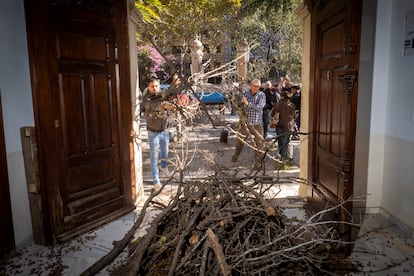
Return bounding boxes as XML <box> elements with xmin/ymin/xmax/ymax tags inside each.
<box><xmin>365</xmin><ymin>0</ymin><xmax>392</xmax><ymax>209</ymax></box>
<box><xmin>367</xmin><ymin>0</ymin><xmax>414</xmax><ymax>232</ymax></box>
<box><xmin>354</xmin><ymin>0</ymin><xmax>377</xmax><ymax>208</ymax></box>
<box><xmin>0</xmin><ymin>0</ymin><xmax>35</xmax><ymax>247</ymax></box>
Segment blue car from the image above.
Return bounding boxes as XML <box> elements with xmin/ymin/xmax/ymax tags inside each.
<box><xmin>160</xmin><ymin>83</ymin><xmax>225</xmax><ymax>105</ymax></box>
<box><xmin>196</xmin><ymin>91</ymin><xmax>225</xmax><ymax>105</ymax></box>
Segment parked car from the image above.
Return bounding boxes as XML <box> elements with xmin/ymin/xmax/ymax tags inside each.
<box><xmin>196</xmin><ymin>91</ymin><xmax>225</xmax><ymax>105</ymax></box>
<box><xmin>194</xmin><ymin>83</ymin><xmax>226</xmax><ymax>105</ymax></box>
<box><xmin>160</xmin><ymin>83</ymin><xmax>226</xmax><ymax>105</ymax></box>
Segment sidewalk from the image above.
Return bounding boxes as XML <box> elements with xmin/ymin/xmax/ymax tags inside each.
<box><xmin>140</xmin><ymin>110</ymin><xmax>301</xmax><ymax>187</ymax></box>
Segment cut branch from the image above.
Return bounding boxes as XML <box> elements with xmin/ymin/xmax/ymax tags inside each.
<box><xmin>207</xmin><ymin>228</ymin><xmax>231</xmax><ymax>276</ymax></box>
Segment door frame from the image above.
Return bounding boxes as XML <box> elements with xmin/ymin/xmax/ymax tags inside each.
<box><xmin>0</xmin><ymin>92</ymin><xmax>15</xmax><ymax>257</ymax></box>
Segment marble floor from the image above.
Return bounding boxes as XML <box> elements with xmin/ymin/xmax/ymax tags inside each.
<box><xmin>349</xmin><ymin>213</ymin><xmax>414</xmax><ymax>275</ymax></box>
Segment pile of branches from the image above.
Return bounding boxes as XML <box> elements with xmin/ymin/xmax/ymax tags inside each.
<box><xmin>104</xmin><ymin>173</ymin><xmax>357</xmax><ymax>275</ymax></box>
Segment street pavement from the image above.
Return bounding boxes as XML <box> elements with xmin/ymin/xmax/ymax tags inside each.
<box><xmin>140</xmin><ymin>107</ymin><xmax>301</xmax><ymax>190</ymax></box>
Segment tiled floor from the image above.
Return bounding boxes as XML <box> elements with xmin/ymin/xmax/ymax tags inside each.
<box><xmin>349</xmin><ymin>213</ymin><xmax>414</xmax><ymax>275</ymax></box>
<box><xmin>1</xmin><ymin>111</ymin><xmax>414</xmax><ymax>275</ymax></box>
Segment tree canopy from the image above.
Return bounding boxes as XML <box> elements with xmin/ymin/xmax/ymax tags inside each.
<box><xmin>134</xmin><ymin>0</ymin><xmax>303</xmax><ymax>85</ymax></box>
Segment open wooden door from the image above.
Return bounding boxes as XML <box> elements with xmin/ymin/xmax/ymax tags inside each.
<box><xmin>307</xmin><ymin>0</ymin><xmax>362</xmax><ymax>240</ymax></box>
<box><xmin>24</xmin><ymin>0</ymin><xmax>134</xmax><ymax>243</ymax></box>
<box><xmin>0</xmin><ymin>93</ymin><xmax>15</xmax><ymax>257</ymax></box>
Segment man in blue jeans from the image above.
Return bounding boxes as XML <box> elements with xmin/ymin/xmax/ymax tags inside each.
<box><xmin>142</xmin><ymin>78</ymin><xmax>173</xmax><ymax>191</ymax></box>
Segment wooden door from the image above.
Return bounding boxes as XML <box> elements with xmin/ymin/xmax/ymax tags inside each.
<box><xmin>0</xmin><ymin>94</ymin><xmax>15</xmax><ymax>257</ymax></box>
<box><xmin>25</xmin><ymin>0</ymin><xmax>134</xmax><ymax>243</ymax></box>
<box><xmin>307</xmin><ymin>0</ymin><xmax>361</xmax><ymax>240</ymax></box>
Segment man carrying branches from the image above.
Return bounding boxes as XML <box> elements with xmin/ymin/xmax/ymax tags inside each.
<box><xmin>141</xmin><ymin>78</ymin><xmax>175</xmax><ymax>191</ymax></box>
<box><xmin>231</xmin><ymin>79</ymin><xmax>266</xmax><ymax>170</ymax></box>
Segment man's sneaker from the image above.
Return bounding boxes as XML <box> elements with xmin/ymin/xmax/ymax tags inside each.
<box><xmin>152</xmin><ymin>183</ymin><xmax>161</xmax><ymax>193</ymax></box>
<box><xmin>160</xmin><ymin>166</ymin><xmax>170</xmax><ymax>178</ymax></box>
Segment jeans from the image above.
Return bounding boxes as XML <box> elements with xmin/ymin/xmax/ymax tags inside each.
<box><xmin>148</xmin><ymin>130</ymin><xmax>169</xmax><ymax>184</ymax></box>
<box><xmin>262</xmin><ymin>109</ymin><xmax>271</xmax><ymax>139</ymax></box>
<box><xmin>276</xmin><ymin>127</ymin><xmax>291</xmax><ymax>160</ymax></box>
<box><xmin>296</xmin><ymin>110</ymin><xmax>301</xmax><ymax>132</ymax></box>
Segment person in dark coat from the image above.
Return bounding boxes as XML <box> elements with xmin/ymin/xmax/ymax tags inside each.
<box><xmin>262</xmin><ymin>82</ymin><xmax>280</xmax><ymax>139</ymax></box>
<box><xmin>289</xmin><ymin>85</ymin><xmax>301</xmax><ymax>139</ymax></box>
<box><xmin>271</xmin><ymin>90</ymin><xmax>296</xmax><ymax>160</ymax></box>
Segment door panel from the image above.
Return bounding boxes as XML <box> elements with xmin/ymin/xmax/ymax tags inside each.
<box><xmin>308</xmin><ymin>0</ymin><xmax>361</xmax><ymax>241</ymax></box>
<box><xmin>25</xmin><ymin>0</ymin><xmax>134</xmax><ymax>243</ymax></box>
<box><xmin>54</xmin><ymin>22</ymin><xmax>127</xmax><ymax>236</ymax></box>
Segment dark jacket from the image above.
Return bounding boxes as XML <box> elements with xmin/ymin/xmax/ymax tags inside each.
<box><xmin>271</xmin><ymin>98</ymin><xmax>296</xmax><ymax>132</ymax></box>
<box><xmin>142</xmin><ymin>93</ymin><xmax>169</xmax><ymax>132</ymax></box>
<box><xmin>263</xmin><ymin>88</ymin><xmax>279</xmax><ymax>112</ymax></box>
<box><xmin>290</xmin><ymin>93</ymin><xmax>301</xmax><ymax>111</ymax></box>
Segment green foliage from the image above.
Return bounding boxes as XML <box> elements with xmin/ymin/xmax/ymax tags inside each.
<box><xmin>134</xmin><ymin>0</ymin><xmax>167</xmax><ymax>24</ymax></box>
<box><xmin>240</xmin><ymin>0</ymin><xmax>294</xmax><ymax>17</ymax></box>
<box><xmin>153</xmin><ymin>0</ymin><xmax>241</xmax><ymax>47</ymax></box>
<box><xmin>235</xmin><ymin>0</ymin><xmax>303</xmax><ymax>82</ymax></box>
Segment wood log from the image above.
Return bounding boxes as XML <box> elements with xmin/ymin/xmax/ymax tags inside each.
<box><xmin>126</xmin><ymin>188</ymin><xmax>183</xmax><ymax>275</ymax></box>
<box><xmin>80</xmin><ymin>183</ymin><xmax>177</xmax><ymax>276</ymax></box>
<box><xmin>168</xmin><ymin>203</ymin><xmax>205</xmax><ymax>276</ymax></box>
<box><xmin>199</xmin><ymin>241</ymin><xmax>209</xmax><ymax>276</ymax></box>
<box><xmin>206</xmin><ymin>228</ymin><xmax>231</xmax><ymax>276</ymax></box>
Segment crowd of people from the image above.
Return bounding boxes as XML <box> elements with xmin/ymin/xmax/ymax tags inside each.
<box><xmin>231</xmin><ymin>77</ymin><xmax>301</xmax><ymax>163</ymax></box>
<box><xmin>141</xmin><ymin>74</ymin><xmax>302</xmax><ymax>190</ymax></box>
